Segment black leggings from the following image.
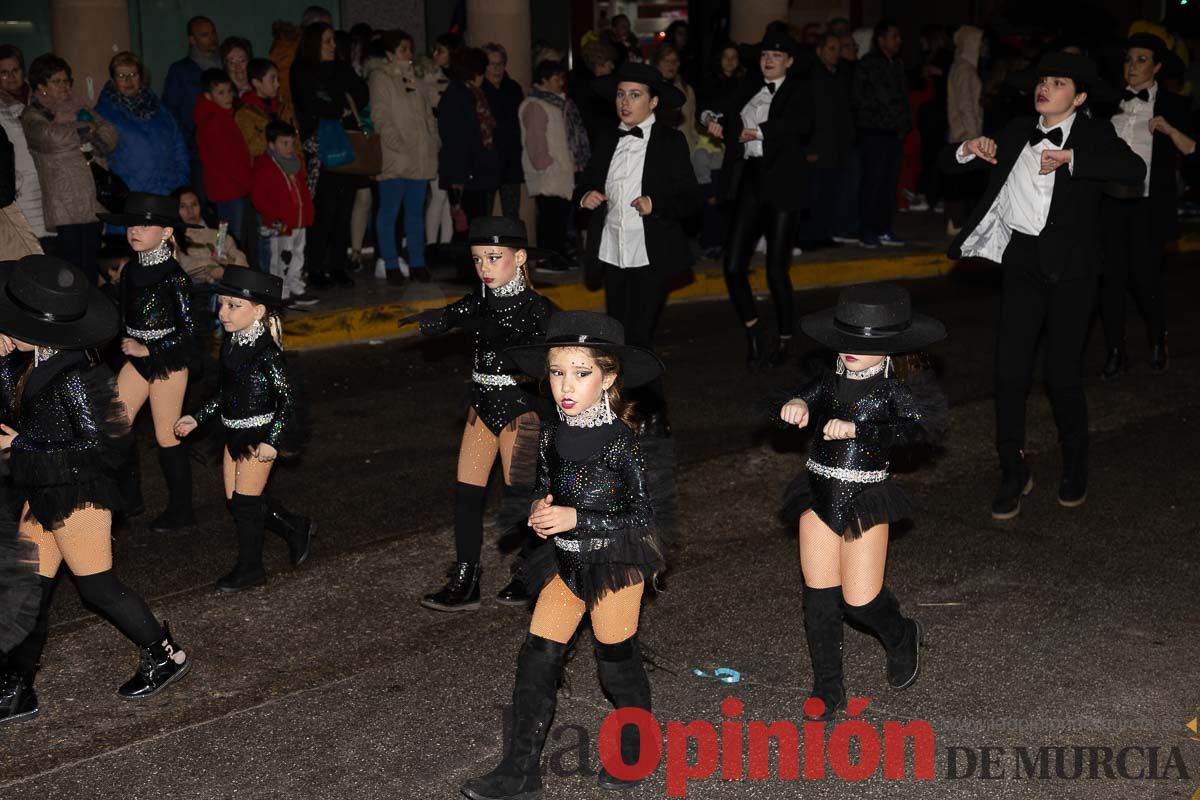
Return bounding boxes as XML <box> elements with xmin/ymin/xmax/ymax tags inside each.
<box><xmin>6</xmin><ymin>570</ymin><xmax>160</xmax><ymax>676</ymax></box>
<box><xmin>723</xmin><ymin>165</ymin><xmax>798</xmax><ymax>335</ymax></box>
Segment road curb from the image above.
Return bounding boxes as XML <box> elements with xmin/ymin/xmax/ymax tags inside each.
<box><xmin>283</xmin><ymin>233</ymin><xmax>1200</xmax><ymax>350</ymax></box>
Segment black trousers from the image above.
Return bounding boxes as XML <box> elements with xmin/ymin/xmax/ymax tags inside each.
<box><xmin>723</xmin><ymin>159</ymin><xmax>798</xmax><ymax>335</ymax></box>
<box><xmin>995</xmin><ymin>232</ymin><xmax>1096</xmax><ymax>465</ymax></box>
<box><xmin>534</xmin><ymin>195</ymin><xmax>570</xmax><ymax>255</ymax></box>
<box><xmin>1099</xmin><ymin>196</ymin><xmax>1166</xmax><ymax>348</ymax></box>
<box><xmin>604</xmin><ymin>261</ymin><xmax>667</xmax><ymax>405</ymax></box>
<box><xmin>858</xmin><ymin>130</ymin><xmax>902</xmax><ymax>239</ymax></box>
<box><xmin>305</xmin><ymin>170</ymin><xmax>359</xmax><ymax>279</ymax></box>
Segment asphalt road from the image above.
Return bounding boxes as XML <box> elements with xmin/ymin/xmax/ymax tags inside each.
<box><xmin>2</xmin><ymin>259</ymin><xmax>1198</xmax><ymax>800</ymax></box>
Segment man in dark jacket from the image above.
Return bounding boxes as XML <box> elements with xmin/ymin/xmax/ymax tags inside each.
<box><xmin>162</xmin><ymin>16</ymin><xmax>222</xmax><ymax>203</ymax></box>
<box><xmin>853</xmin><ymin>20</ymin><xmax>910</xmax><ymax>247</ymax></box>
<box><xmin>804</xmin><ymin>33</ymin><xmax>856</xmax><ymax>248</ymax></box>
<box><xmin>481</xmin><ymin>43</ymin><xmax>525</xmax><ymax>221</ymax></box>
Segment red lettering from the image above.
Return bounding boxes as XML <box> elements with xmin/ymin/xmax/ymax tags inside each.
<box><xmin>665</xmin><ymin>720</ymin><xmax>719</xmax><ymax>797</ymax></box>
<box><xmin>720</xmin><ymin>697</ymin><xmax>743</xmax><ymax>780</ymax></box>
<box><xmin>747</xmin><ymin>720</ymin><xmax>799</xmax><ymax>780</ymax></box>
<box><xmin>597</xmin><ymin>708</ymin><xmax>662</xmax><ymax>782</ymax></box>
<box><xmin>882</xmin><ymin>719</ymin><xmax>936</xmax><ymax>779</ymax></box>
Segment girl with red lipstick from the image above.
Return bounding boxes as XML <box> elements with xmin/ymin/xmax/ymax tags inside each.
<box><xmin>941</xmin><ymin>52</ymin><xmax>1144</xmax><ymax>520</ymax></box>
<box><xmin>774</xmin><ymin>283</ymin><xmax>946</xmax><ymax>723</ymax></box>
<box><xmin>459</xmin><ymin>311</ymin><xmax>667</xmax><ymax>800</ymax></box>
<box><xmin>412</xmin><ymin>217</ymin><xmax>554</xmax><ymax>612</ymax></box>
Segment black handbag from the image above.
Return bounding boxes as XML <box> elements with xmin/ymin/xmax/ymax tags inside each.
<box><xmin>90</xmin><ymin>162</ymin><xmax>129</xmax><ymax>213</ymax></box>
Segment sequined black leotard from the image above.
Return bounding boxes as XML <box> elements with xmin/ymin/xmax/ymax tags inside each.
<box><xmin>0</xmin><ymin>351</ymin><xmax>129</xmax><ymax>529</ymax></box>
<box><xmin>419</xmin><ymin>276</ymin><xmax>553</xmax><ymax>435</ymax></box>
<box><xmin>779</xmin><ymin>368</ymin><xmax>946</xmax><ymax>539</ymax></box>
<box><xmin>519</xmin><ymin>418</ymin><xmax>664</xmax><ymax>607</ymax></box>
<box><xmin>189</xmin><ymin>327</ymin><xmax>300</xmax><ymax>460</ymax></box>
<box><xmin>121</xmin><ymin>251</ymin><xmax>196</xmax><ymax>381</ymax></box>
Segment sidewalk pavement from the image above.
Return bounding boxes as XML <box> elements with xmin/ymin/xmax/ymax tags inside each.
<box><xmin>282</xmin><ymin>211</ymin><xmax>1200</xmax><ymax>351</ymax></box>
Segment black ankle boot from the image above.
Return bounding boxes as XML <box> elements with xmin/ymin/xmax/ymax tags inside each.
<box><xmin>770</xmin><ymin>336</ymin><xmax>794</xmax><ymax>369</ymax></box>
<box><xmin>460</xmin><ymin>634</ymin><xmax>566</xmax><ymax>800</ymax></box>
<box><xmin>595</xmin><ymin>635</ymin><xmax>652</xmax><ymax>790</ymax></box>
<box><xmin>264</xmin><ymin>498</ymin><xmax>316</xmax><ymax>567</ymax></box>
<box><xmin>151</xmin><ymin>445</ymin><xmax>195</xmax><ymax>532</ymax></box>
<box><xmin>991</xmin><ymin>451</ymin><xmax>1032</xmax><ymax>520</ymax></box>
<box><xmin>1100</xmin><ymin>347</ymin><xmax>1126</xmax><ymax>382</ymax></box>
<box><xmin>1058</xmin><ymin>442</ymin><xmax>1087</xmax><ymax>508</ymax></box>
<box><xmin>844</xmin><ymin>588</ymin><xmax>922</xmax><ymax>690</ymax></box>
<box><xmin>496</xmin><ymin>575</ymin><xmax>531</xmax><ymax>606</ymax></box>
<box><xmin>217</xmin><ymin>493</ymin><xmax>268</xmax><ymax>592</ymax></box>
<box><xmin>421</xmin><ymin>561</ymin><xmax>481</xmax><ymax>611</ymax></box>
<box><xmin>1149</xmin><ymin>333</ymin><xmax>1169</xmax><ymax>372</ymax></box>
<box><xmin>802</xmin><ymin>585</ymin><xmax>846</xmax><ymax>721</ymax></box>
<box><xmin>118</xmin><ymin>622</ymin><xmax>191</xmax><ymax>700</ymax></box>
<box><xmin>745</xmin><ymin>325</ymin><xmax>766</xmax><ymax>370</ymax></box>
<box><xmin>0</xmin><ymin>672</ymin><xmax>39</xmax><ymax>726</ymax></box>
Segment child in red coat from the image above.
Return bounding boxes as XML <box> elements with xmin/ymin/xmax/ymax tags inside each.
<box><xmin>195</xmin><ymin>69</ymin><xmax>253</xmax><ymax>247</ymax></box>
<box><xmin>251</xmin><ymin>120</ymin><xmax>316</xmax><ymax>305</ymax></box>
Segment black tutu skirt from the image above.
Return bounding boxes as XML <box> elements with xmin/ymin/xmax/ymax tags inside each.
<box><xmin>519</xmin><ymin>526</ymin><xmax>665</xmax><ymax>609</ymax></box>
<box><xmin>128</xmin><ymin>339</ymin><xmax>195</xmax><ymax>382</ymax></box>
<box><xmin>781</xmin><ymin>470</ymin><xmax>912</xmax><ymax>540</ymax></box>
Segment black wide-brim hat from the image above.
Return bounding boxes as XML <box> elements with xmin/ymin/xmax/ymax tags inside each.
<box><xmin>1029</xmin><ymin>51</ymin><xmax>1117</xmax><ymax>105</ymax></box>
<box><xmin>0</xmin><ymin>255</ymin><xmax>118</xmax><ymax>348</ymax></box>
<box><xmin>210</xmin><ymin>266</ymin><xmax>285</xmax><ymax>307</ymax></box>
<box><xmin>507</xmin><ymin>310</ymin><xmax>665</xmax><ymax>388</ymax></box>
<box><xmin>800</xmin><ymin>282</ymin><xmax>945</xmax><ymax>355</ymax></box>
<box><xmin>98</xmin><ymin>191</ymin><xmax>194</xmax><ymax>229</ymax></box>
<box><xmin>593</xmin><ymin>62</ymin><xmax>686</xmax><ymax>110</ymax></box>
<box><xmin>468</xmin><ymin>216</ymin><xmax>559</xmax><ymax>262</ymax></box>
<box><xmin>1125</xmin><ymin>32</ymin><xmax>1185</xmax><ymax>80</ymax></box>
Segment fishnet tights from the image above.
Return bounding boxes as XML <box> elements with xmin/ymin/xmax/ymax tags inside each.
<box><xmin>23</xmin><ymin>505</ymin><xmax>114</xmax><ymax>578</ymax></box>
<box><xmin>455</xmin><ymin>409</ymin><xmax>533</xmax><ymax>487</ymax></box>
<box><xmin>529</xmin><ymin>574</ymin><xmax>645</xmax><ymax>645</ymax></box>
<box><xmin>116</xmin><ymin>362</ymin><xmax>188</xmax><ymax>448</ymax></box>
<box><xmin>798</xmin><ymin>511</ymin><xmax>889</xmax><ymax>606</ymax></box>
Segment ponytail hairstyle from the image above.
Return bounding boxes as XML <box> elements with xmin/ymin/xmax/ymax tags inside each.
<box><xmin>265</xmin><ymin>310</ymin><xmax>285</xmax><ymax>349</ymax></box>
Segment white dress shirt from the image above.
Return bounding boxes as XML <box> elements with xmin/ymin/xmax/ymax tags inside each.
<box><xmin>740</xmin><ymin>77</ymin><xmax>784</xmax><ymax>159</ymax></box>
<box><xmin>599</xmin><ymin>113</ymin><xmax>655</xmax><ymax>269</ymax></box>
<box><xmin>957</xmin><ymin>112</ymin><xmax>1077</xmax><ymax>263</ymax></box>
<box><xmin>1110</xmin><ymin>83</ymin><xmax>1155</xmax><ymax>197</ymax></box>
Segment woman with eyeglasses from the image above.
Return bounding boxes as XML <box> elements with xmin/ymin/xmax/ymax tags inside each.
<box><xmin>20</xmin><ymin>53</ymin><xmax>118</xmax><ymax>286</ymax></box>
<box><xmin>95</xmin><ymin>51</ymin><xmax>189</xmax><ymax>201</ymax></box>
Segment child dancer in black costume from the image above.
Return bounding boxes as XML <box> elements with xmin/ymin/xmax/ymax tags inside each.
<box><xmin>415</xmin><ymin>217</ymin><xmax>554</xmax><ymax>612</ymax></box>
<box><xmin>101</xmin><ymin>192</ymin><xmax>199</xmax><ymax>532</ymax></box>
<box><xmin>174</xmin><ymin>267</ymin><xmax>312</xmax><ymax>592</ymax></box>
<box><xmin>459</xmin><ymin>311</ymin><xmax>667</xmax><ymax>800</ymax></box>
<box><xmin>775</xmin><ymin>283</ymin><xmax>945</xmax><ymax>721</ymax></box>
<box><xmin>0</xmin><ymin>255</ymin><xmax>191</xmax><ymax>726</ymax></box>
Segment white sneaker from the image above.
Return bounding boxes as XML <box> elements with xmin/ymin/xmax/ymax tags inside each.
<box><xmin>396</xmin><ymin>256</ymin><xmax>411</xmax><ymax>279</ymax></box>
<box><xmin>946</xmin><ymin>220</ymin><xmax>962</xmax><ymax>236</ymax></box>
<box><xmin>831</xmin><ymin>235</ymin><xmax>861</xmax><ymax>245</ymax></box>
<box><xmin>754</xmin><ymin>236</ymin><xmax>767</xmax><ymax>253</ymax></box>
<box><xmin>877</xmin><ymin>233</ymin><xmax>906</xmax><ymax>247</ymax></box>
<box><xmin>374</xmin><ymin>258</ymin><xmax>386</xmax><ymax>280</ymax></box>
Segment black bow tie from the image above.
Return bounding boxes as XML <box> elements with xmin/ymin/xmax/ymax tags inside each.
<box><xmin>618</xmin><ymin>126</ymin><xmax>644</xmax><ymax>139</ymax></box>
<box><xmin>1028</xmin><ymin>127</ymin><xmax>1064</xmax><ymax>147</ymax></box>
<box><xmin>762</xmin><ymin>81</ymin><xmax>776</xmax><ymax>94</ymax></box>
<box><xmin>1123</xmin><ymin>88</ymin><xmax>1150</xmax><ymax>103</ymax></box>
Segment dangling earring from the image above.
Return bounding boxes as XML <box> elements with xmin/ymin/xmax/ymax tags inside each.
<box><xmin>835</xmin><ymin>356</ymin><xmax>846</xmax><ymax>375</ymax></box>
<box><xmin>602</xmin><ymin>390</ymin><xmax>613</xmax><ymax>422</ymax></box>
<box><xmin>556</xmin><ymin>404</ymin><xmax>566</xmax><ymax>422</ymax></box>
<box><xmin>883</xmin><ymin>355</ymin><xmax>892</xmax><ymax>378</ymax></box>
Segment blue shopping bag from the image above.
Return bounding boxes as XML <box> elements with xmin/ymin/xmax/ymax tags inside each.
<box><xmin>318</xmin><ymin>117</ymin><xmax>354</xmax><ymax>168</ymax></box>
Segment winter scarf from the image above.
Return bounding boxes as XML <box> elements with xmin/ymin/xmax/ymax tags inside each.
<box><xmin>468</xmin><ymin>82</ymin><xmax>496</xmax><ymax>150</ymax></box>
<box><xmin>530</xmin><ymin>86</ymin><xmax>590</xmax><ymax>170</ymax></box>
<box><xmin>99</xmin><ymin>81</ymin><xmax>161</xmax><ymax>121</ymax></box>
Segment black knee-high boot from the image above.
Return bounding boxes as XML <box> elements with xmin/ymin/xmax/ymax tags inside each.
<box><xmin>151</xmin><ymin>444</ymin><xmax>195</xmax><ymax>532</ymax></box>
<box><xmin>595</xmin><ymin>634</ymin><xmax>652</xmax><ymax>790</ymax></box>
<box><xmin>421</xmin><ymin>482</ymin><xmax>485</xmax><ymax>612</ymax></box>
<box><xmin>802</xmin><ymin>585</ymin><xmax>846</xmax><ymax>721</ymax></box>
<box><xmin>460</xmin><ymin>634</ymin><xmax>566</xmax><ymax>800</ymax></box>
<box><xmin>263</xmin><ymin>496</ymin><xmax>315</xmax><ymax>567</ymax></box>
<box><xmin>0</xmin><ymin>576</ymin><xmax>54</xmax><ymax>726</ymax></box>
<box><xmin>843</xmin><ymin>587</ymin><xmax>922</xmax><ymax>690</ymax></box>
<box><xmin>217</xmin><ymin>493</ymin><xmax>268</xmax><ymax>592</ymax></box>
<box><xmin>117</xmin><ymin>448</ymin><xmax>145</xmax><ymax>518</ymax></box>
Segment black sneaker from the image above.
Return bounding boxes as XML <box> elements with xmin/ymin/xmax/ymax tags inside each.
<box><xmin>1100</xmin><ymin>348</ymin><xmax>1126</xmax><ymax>382</ymax></box>
<box><xmin>991</xmin><ymin>464</ymin><xmax>1033</xmax><ymax>520</ymax></box>
<box><xmin>420</xmin><ymin>562</ymin><xmax>481</xmax><ymax>612</ymax></box>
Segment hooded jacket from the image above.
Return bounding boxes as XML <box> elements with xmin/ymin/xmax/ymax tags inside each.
<box><xmin>235</xmin><ymin>91</ymin><xmax>281</xmax><ymax>159</ymax></box>
<box><xmin>367</xmin><ymin>60</ymin><xmax>439</xmax><ymax>182</ymax></box>
<box><xmin>947</xmin><ymin>26</ymin><xmax>984</xmax><ymax>142</ymax></box>
<box><xmin>95</xmin><ymin>85</ymin><xmax>190</xmax><ymax>196</ymax></box>
<box><xmin>194</xmin><ymin>94</ymin><xmax>253</xmax><ymax>202</ymax></box>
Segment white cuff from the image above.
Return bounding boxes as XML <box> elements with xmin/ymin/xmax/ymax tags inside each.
<box><xmin>955</xmin><ymin>142</ymin><xmax>975</xmax><ymax>164</ymax></box>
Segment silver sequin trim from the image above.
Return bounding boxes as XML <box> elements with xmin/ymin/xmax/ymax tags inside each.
<box><xmin>561</xmin><ymin>398</ymin><xmax>616</xmax><ymax>428</ymax></box>
<box><xmin>230</xmin><ymin>319</ymin><xmax>265</xmax><ymax>347</ymax></box>
<box><xmin>138</xmin><ymin>244</ymin><xmax>172</xmax><ymax>266</ymax></box>
<box><xmin>222</xmin><ymin>413</ymin><xmax>275</xmax><ymax>429</ymax></box>
<box><xmin>841</xmin><ymin>356</ymin><xmax>890</xmax><ymax>380</ymax></box>
<box><xmin>126</xmin><ymin>326</ymin><xmax>175</xmax><ymax>341</ymax></box>
<box><xmin>486</xmin><ymin>270</ymin><xmax>526</xmax><ymax>298</ymax></box>
<box><xmin>473</xmin><ymin>371</ymin><xmax>518</xmax><ymax>387</ymax></box>
<box><xmin>806</xmin><ymin>458</ymin><xmax>889</xmax><ymax>483</ymax></box>
<box><xmin>555</xmin><ymin>536</ymin><xmax>613</xmax><ymax>552</ymax></box>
